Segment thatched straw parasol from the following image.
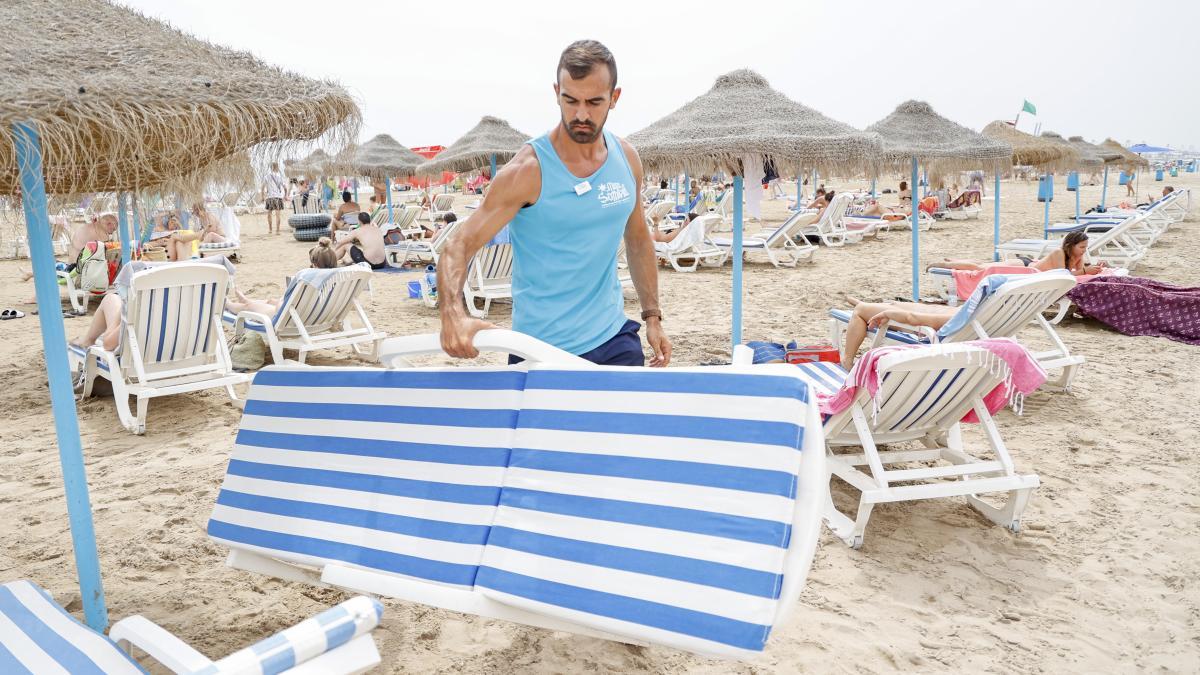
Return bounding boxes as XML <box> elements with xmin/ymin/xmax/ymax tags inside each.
<box><xmin>0</xmin><ymin>0</ymin><xmax>361</xmax><ymax>632</ymax></box>
<box><xmin>1067</xmin><ymin>136</ymin><xmax>1121</xmax><ymax>166</ymax></box>
<box><xmin>627</xmin><ymin>69</ymin><xmax>881</xmax><ymax>175</ymax></box>
<box><xmin>866</xmin><ymin>101</ymin><xmax>1011</xmax><ymax>178</ymax></box>
<box><xmin>0</xmin><ymin>0</ymin><xmax>360</xmax><ymax>196</ymax></box>
<box><xmin>1041</xmin><ymin>132</ymin><xmax>1100</xmax><ymax>169</ymax></box>
<box><xmin>981</xmin><ymin>121</ymin><xmax>1076</xmax><ymax>170</ymax></box>
<box><xmin>288</xmin><ymin>149</ymin><xmax>335</xmax><ymax>177</ymax></box>
<box><xmin>1100</xmin><ymin>138</ymin><xmax>1149</xmax><ymax>170</ymax></box>
<box><xmin>343</xmin><ymin>134</ymin><xmax>425</xmax><ymax>179</ymax></box>
<box><xmin>417</xmin><ymin>116</ymin><xmax>531</xmax><ymax>176</ymax></box>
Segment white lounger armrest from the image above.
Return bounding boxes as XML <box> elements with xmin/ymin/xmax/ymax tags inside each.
<box><xmin>109</xmin><ymin>615</ymin><xmax>214</xmax><ymax>673</ymax></box>
<box><xmin>379</xmin><ymin>329</ymin><xmax>592</xmax><ymax>367</ymax></box>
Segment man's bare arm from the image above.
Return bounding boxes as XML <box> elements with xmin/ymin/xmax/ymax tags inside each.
<box><xmin>437</xmin><ymin>146</ymin><xmax>540</xmax><ymax>357</ymax></box>
<box><xmin>618</xmin><ymin>139</ymin><xmax>671</xmax><ymax>366</ymax></box>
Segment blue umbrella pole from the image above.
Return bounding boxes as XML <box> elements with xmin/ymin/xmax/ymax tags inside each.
<box><xmin>1100</xmin><ymin>166</ymin><xmax>1109</xmax><ymax>209</ymax></box>
<box><xmin>910</xmin><ymin>157</ymin><xmax>920</xmax><ymax>300</ymax></box>
<box><xmin>13</xmin><ymin>121</ymin><xmax>108</xmax><ymax>630</ymax></box>
<box><xmin>385</xmin><ymin>177</ymin><xmax>394</xmax><ymax>224</ymax></box>
<box><xmin>116</xmin><ymin>192</ymin><xmax>130</xmax><ymax>265</ymax></box>
<box><xmin>489</xmin><ymin>153</ymin><xmax>497</xmax><ymax>187</ymax></box>
<box><xmin>731</xmin><ymin>175</ymin><xmax>744</xmax><ymax>352</ymax></box>
<box><xmin>993</xmin><ymin>172</ymin><xmax>1001</xmax><ymax>261</ymax></box>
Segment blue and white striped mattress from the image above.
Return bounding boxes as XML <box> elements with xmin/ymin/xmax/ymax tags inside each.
<box><xmin>208</xmin><ymin>364</ymin><xmax>818</xmax><ymax>657</ymax></box>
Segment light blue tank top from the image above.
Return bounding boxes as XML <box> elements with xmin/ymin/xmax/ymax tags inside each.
<box><xmin>509</xmin><ymin>129</ymin><xmax>635</xmax><ymax>354</ymax></box>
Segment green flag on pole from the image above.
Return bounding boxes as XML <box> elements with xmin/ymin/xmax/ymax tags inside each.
<box><xmin>1022</xmin><ymin>99</ymin><xmax>1037</xmax><ymax>115</ymax></box>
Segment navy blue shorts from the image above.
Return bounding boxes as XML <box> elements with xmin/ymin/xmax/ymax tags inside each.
<box><xmin>509</xmin><ymin>320</ymin><xmax>645</xmax><ymax>366</ymax></box>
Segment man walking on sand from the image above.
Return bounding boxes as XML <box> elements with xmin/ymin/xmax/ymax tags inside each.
<box><xmin>437</xmin><ymin>40</ymin><xmax>671</xmax><ymax>366</ymax></box>
<box><xmin>262</xmin><ymin>162</ymin><xmax>287</xmax><ymax>234</ymax></box>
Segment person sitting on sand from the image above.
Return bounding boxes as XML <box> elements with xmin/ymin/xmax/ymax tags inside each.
<box><xmin>222</xmin><ymin>238</ymin><xmax>339</xmax><ymax>317</ymax></box>
<box><xmin>936</xmin><ymin>231</ymin><xmax>1106</xmax><ymax>276</ymax></box>
<box><xmin>334</xmin><ymin>212</ymin><xmax>387</xmax><ymax>269</ymax></box>
<box><xmin>331</xmin><ymin>191</ymin><xmax>361</xmax><ymax>231</ymax></box>
<box><xmin>17</xmin><ymin>213</ymin><xmax>118</xmax><ymax>293</ymax></box>
<box><xmin>837</xmin><ymin>297</ymin><xmax>961</xmax><ymax>370</ymax></box>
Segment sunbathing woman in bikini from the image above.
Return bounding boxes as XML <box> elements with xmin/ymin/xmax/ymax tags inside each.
<box><xmin>935</xmin><ymin>231</ymin><xmax>1107</xmax><ymax>275</ymax></box>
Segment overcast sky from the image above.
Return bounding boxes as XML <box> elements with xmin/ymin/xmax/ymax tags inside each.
<box><xmin>121</xmin><ymin>0</ymin><xmax>1198</xmax><ymax>152</ymax></box>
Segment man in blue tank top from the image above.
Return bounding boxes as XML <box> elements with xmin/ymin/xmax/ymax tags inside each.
<box><xmin>437</xmin><ymin>40</ymin><xmax>671</xmax><ymax>366</ymax></box>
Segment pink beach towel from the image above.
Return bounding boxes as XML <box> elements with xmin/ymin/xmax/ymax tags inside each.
<box><xmin>818</xmin><ymin>338</ymin><xmax>1047</xmax><ymax>423</ymax></box>
<box><xmin>951</xmin><ymin>267</ymin><xmax>1113</xmax><ymax>301</ymax></box>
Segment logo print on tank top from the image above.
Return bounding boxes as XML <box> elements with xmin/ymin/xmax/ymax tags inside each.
<box><xmin>597</xmin><ymin>181</ymin><xmax>631</xmax><ymax>208</ymax></box>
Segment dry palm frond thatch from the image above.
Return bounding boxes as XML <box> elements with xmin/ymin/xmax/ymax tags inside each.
<box><xmin>981</xmin><ymin>121</ymin><xmax>1076</xmax><ymax>171</ymax></box>
<box><xmin>1040</xmin><ymin>131</ymin><xmax>1101</xmax><ymax>169</ymax></box>
<box><xmin>285</xmin><ymin>149</ymin><xmax>335</xmax><ymax>178</ymax></box>
<box><xmin>1068</xmin><ymin>135</ymin><xmax>1122</xmax><ymax>167</ymax></box>
<box><xmin>0</xmin><ymin>0</ymin><xmax>360</xmax><ymax>195</ymax></box>
<box><xmin>1100</xmin><ymin>138</ymin><xmax>1149</xmax><ymax>170</ymax></box>
<box><xmin>866</xmin><ymin>101</ymin><xmax>1011</xmax><ymax>177</ymax></box>
<box><xmin>627</xmin><ymin>69</ymin><xmax>881</xmax><ymax>176</ymax></box>
<box><xmin>417</xmin><ymin>117</ymin><xmax>531</xmax><ymax>176</ymax></box>
<box><xmin>341</xmin><ymin>134</ymin><xmax>425</xmax><ymax>179</ymax></box>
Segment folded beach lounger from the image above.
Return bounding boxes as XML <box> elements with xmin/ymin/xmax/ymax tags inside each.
<box><xmin>710</xmin><ymin>208</ymin><xmax>818</xmax><ymax>268</ymax></box>
<box><xmin>0</xmin><ymin>579</ymin><xmax>383</xmax><ymax>674</ymax></box>
<box><xmin>828</xmin><ymin>272</ymin><xmax>1085</xmax><ymax>390</ymax></box>
<box><xmin>768</xmin><ymin>344</ymin><xmax>1041</xmax><ymax>549</ymax></box>
<box><xmin>222</xmin><ymin>264</ymin><xmax>384</xmax><ymax>364</ymax></box>
<box><xmin>68</xmin><ymin>261</ymin><xmax>247</xmax><ymax>435</ymax></box>
<box><xmin>208</xmin><ymin>329</ymin><xmax>827</xmax><ymax>659</ymax></box>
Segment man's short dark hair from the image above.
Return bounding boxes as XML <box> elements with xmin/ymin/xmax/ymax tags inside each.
<box><xmin>357</xmin><ymin>211</ymin><xmax>371</xmax><ymax>225</ymax></box>
<box><xmin>342</xmin><ymin>190</ymin><xmax>352</xmax><ymax>203</ymax></box>
<box><xmin>558</xmin><ymin>40</ymin><xmax>617</xmax><ymax>90</ymax></box>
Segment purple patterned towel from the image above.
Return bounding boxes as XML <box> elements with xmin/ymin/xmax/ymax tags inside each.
<box><xmin>1068</xmin><ymin>276</ymin><xmax>1200</xmax><ymax>345</ymax></box>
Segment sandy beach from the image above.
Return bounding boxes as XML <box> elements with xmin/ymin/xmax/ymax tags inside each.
<box><xmin>0</xmin><ymin>171</ymin><xmax>1196</xmax><ymax>673</ymax></box>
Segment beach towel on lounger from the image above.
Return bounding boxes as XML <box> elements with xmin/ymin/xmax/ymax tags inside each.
<box><xmin>817</xmin><ymin>338</ymin><xmax>1046</xmax><ymax>421</ymax></box>
<box><xmin>1066</xmin><ymin>276</ymin><xmax>1200</xmax><ymax>345</ymax></box>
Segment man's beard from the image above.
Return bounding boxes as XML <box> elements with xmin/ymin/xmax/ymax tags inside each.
<box><xmin>564</xmin><ymin>118</ymin><xmax>602</xmax><ymax>144</ymax></box>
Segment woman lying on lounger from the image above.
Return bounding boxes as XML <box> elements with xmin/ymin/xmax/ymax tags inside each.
<box><xmin>935</xmin><ymin>231</ymin><xmax>1107</xmax><ymax>275</ymax></box>
<box><xmin>838</xmin><ymin>296</ymin><xmax>962</xmax><ymax>369</ymax></box>
<box><xmin>222</xmin><ymin>238</ymin><xmax>338</xmax><ymax>317</ymax></box>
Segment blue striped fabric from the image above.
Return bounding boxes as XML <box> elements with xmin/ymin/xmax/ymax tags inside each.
<box><xmin>199</xmin><ymin>595</ymin><xmax>383</xmax><ymax>675</ymax></box>
<box><xmin>476</xmin><ymin>366</ymin><xmax>813</xmax><ymax>656</ymax></box>
<box><xmin>793</xmin><ymin>361</ymin><xmax>848</xmax><ymax>397</ymax></box>
<box><xmin>208</xmin><ymin>366</ymin><xmax>527</xmax><ymax>588</ymax></box>
<box><xmin>0</xmin><ymin>580</ymin><xmax>145</xmax><ymax>674</ymax></box>
<box><xmin>208</xmin><ymin>364</ymin><xmax>816</xmax><ymax>657</ymax></box>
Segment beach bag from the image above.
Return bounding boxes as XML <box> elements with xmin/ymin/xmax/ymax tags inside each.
<box><xmin>75</xmin><ymin>242</ymin><xmax>110</xmax><ymax>293</ymax></box>
<box><xmin>230</xmin><ymin>331</ymin><xmax>267</xmax><ymax>371</ymax></box>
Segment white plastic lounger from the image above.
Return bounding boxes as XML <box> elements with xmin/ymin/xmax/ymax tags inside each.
<box><xmin>654</xmin><ymin>214</ymin><xmax>725</xmax><ymax>272</ymax></box>
<box><xmin>785</xmin><ymin>345</ymin><xmax>1040</xmax><ymax>549</ymax></box>
<box><xmin>223</xmin><ymin>265</ymin><xmax>385</xmax><ymax>364</ymax></box>
<box><xmin>208</xmin><ymin>329</ymin><xmax>827</xmax><ymax>660</ymax></box>
<box><xmin>68</xmin><ymin>262</ymin><xmax>247</xmax><ymax>434</ymax></box>
<box><xmin>797</xmin><ymin>193</ymin><xmax>855</xmax><ymax>246</ymax></box>
<box><xmin>0</xmin><ymin>579</ymin><xmax>383</xmax><ymax>674</ymax></box>
<box><xmin>996</xmin><ymin>212</ymin><xmax>1149</xmax><ymax>269</ymax></box>
<box><xmin>386</xmin><ymin>218</ymin><xmax>459</xmax><ymax>266</ymax></box>
<box><xmin>426</xmin><ymin>193</ymin><xmax>455</xmax><ymax>223</ymax></box>
<box><xmin>828</xmin><ymin>272</ymin><xmax>1084</xmax><ymax>390</ymax></box>
<box><xmin>464</xmin><ymin>242</ymin><xmax>513</xmax><ymax>318</ymax></box>
<box><xmin>710</xmin><ymin>209</ymin><xmax>818</xmax><ymax>268</ymax></box>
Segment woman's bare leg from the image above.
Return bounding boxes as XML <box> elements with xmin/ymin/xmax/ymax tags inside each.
<box><xmin>841</xmin><ymin>302</ymin><xmax>893</xmax><ymax>370</ymax></box>
<box><xmin>71</xmin><ymin>293</ymin><xmax>123</xmax><ymax>351</ymax></box>
<box><xmin>202</xmin><ymin>232</ymin><xmax>225</xmax><ymax>243</ymax></box>
<box><xmin>935</xmin><ymin>258</ymin><xmax>986</xmax><ymax>271</ymax></box>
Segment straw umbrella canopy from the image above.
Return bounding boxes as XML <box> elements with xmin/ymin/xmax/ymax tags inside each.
<box><xmin>288</xmin><ymin>149</ymin><xmax>335</xmax><ymax>178</ymax></box>
<box><xmin>0</xmin><ymin>0</ymin><xmax>359</xmax><ymax>196</ymax></box>
<box><xmin>866</xmin><ymin>100</ymin><xmax>1012</xmax><ymax>178</ymax></box>
<box><xmin>344</xmin><ymin>134</ymin><xmax>425</xmax><ymax>179</ymax></box>
<box><xmin>417</xmin><ymin>116</ymin><xmax>531</xmax><ymax>176</ymax></box>
<box><xmin>981</xmin><ymin>121</ymin><xmax>1076</xmax><ymax>171</ymax></box>
<box><xmin>1100</xmin><ymin>138</ymin><xmax>1149</xmax><ymax>170</ymax></box>
<box><xmin>627</xmin><ymin>69</ymin><xmax>882</xmax><ymax>350</ymax></box>
<box><xmin>1</xmin><ymin>0</ymin><xmax>360</xmax><ymax>631</ymax></box>
<box><xmin>627</xmin><ymin>69</ymin><xmax>882</xmax><ymax>176</ymax></box>
<box><xmin>1041</xmin><ymin>132</ymin><xmax>1101</xmax><ymax>169</ymax></box>
<box><xmin>1067</xmin><ymin>136</ymin><xmax>1121</xmax><ymax>166</ymax></box>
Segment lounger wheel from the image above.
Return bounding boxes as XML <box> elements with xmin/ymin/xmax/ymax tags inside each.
<box><xmin>288</xmin><ymin>214</ymin><xmax>331</xmax><ymax>229</ymax></box>
<box><xmin>293</xmin><ymin>226</ymin><xmax>331</xmax><ymax>242</ymax></box>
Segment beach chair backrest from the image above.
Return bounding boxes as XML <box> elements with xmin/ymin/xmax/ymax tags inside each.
<box><xmin>826</xmin><ymin>345</ymin><xmax>1006</xmax><ymax>442</ymax></box>
<box><xmin>818</xmin><ymin>192</ymin><xmax>853</xmax><ymax>232</ymax></box>
<box><xmin>207</xmin><ymin>366</ymin><xmax>527</xmax><ymax>590</ymax></box>
<box><xmin>475</xmin><ymin>364</ymin><xmax>821</xmax><ymax>658</ymax></box>
<box><xmin>292</xmin><ymin>196</ymin><xmax>323</xmax><ymax>214</ymax></box>
<box><xmin>432</xmin><ymin>193</ymin><xmax>455</xmax><ymax>211</ymax></box>
<box><xmin>271</xmin><ymin>266</ymin><xmax>373</xmax><ymax>338</ymax></box>
<box><xmin>122</xmin><ymin>262</ymin><xmax>228</xmax><ymax>378</ymax></box>
<box><xmin>943</xmin><ymin>273</ymin><xmax>1076</xmax><ymax>342</ymax></box>
<box><xmin>468</xmin><ymin>242</ymin><xmax>514</xmax><ymax>286</ymax></box>
<box><xmin>645</xmin><ymin>200</ymin><xmax>675</xmax><ymax>225</ymax></box>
